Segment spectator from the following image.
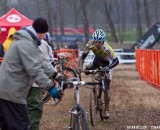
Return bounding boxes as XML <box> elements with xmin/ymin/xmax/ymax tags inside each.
<box><xmin>0</xmin><ymin>43</ymin><xmax>4</xmax><ymax>57</ymax></box>
<box><xmin>0</xmin><ymin>18</ymin><xmax>65</xmax><ymax>130</ymax></box>
<box><xmin>3</xmin><ymin>27</ymin><xmax>16</xmax><ymax>53</ymax></box>
<box><xmin>27</xmin><ymin>37</ymin><xmax>55</xmax><ymax>130</ymax></box>
<box><xmin>45</xmin><ymin>32</ymin><xmax>54</xmax><ymax>51</ymax></box>
<box><xmin>44</xmin><ymin>33</ymin><xmax>54</xmax><ymax>63</ymax></box>
<box><xmin>68</xmin><ymin>38</ymin><xmax>79</xmax><ymax>58</ymax></box>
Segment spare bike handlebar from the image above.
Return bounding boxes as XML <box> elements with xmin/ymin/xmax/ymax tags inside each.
<box><xmin>60</xmin><ymin>77</ymin><xmax>103</xmax><ymax>91</ymax></box>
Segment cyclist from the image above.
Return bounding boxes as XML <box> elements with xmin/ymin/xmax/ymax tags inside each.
<box><xmin>79</xmin><ymin>29</ymin><xmax>119</xmax><ymax>119</ymax></box>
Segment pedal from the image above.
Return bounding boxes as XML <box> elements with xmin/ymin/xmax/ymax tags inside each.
<box><xmin>71</xmin><ymin>110</ymin><xmax>78</xmax><ymax>115</ymax></box>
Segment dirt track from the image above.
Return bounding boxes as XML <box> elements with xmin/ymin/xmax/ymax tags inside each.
<box><xmin>40</xmin><ymin>64</ymin><xmax>160</xmax><ymax>130</ymax></box>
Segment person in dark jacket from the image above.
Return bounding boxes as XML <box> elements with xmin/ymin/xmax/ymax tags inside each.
<box><xmin>68</xmin><ymin>38</ymin><xmax>79</xmax><ymax>58</ymax></box>
<box><xmin>0</xmin><ymin>18</ymin><xmax>65</xmax><ymax>130</ymax></box>
<box><xmin>0</xmin><ymin>43</ymin><xmax>4</xmax><ymax>58</ymax></box>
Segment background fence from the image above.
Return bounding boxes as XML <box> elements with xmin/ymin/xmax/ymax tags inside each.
<box><xmin>136</xmin><ymin>49</ymin><xmax>160</xmax><ymax>89</ymax></box>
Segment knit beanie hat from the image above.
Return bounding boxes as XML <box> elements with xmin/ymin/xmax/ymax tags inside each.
<box><xmin>32</xmin><ymin>18</ymin><xmax>49</xmax><ymax>33</ymax></box>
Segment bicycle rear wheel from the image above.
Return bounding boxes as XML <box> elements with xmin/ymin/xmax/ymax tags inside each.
<box><xmin>43</xmin><ymin>67</ymin><xmax>77</xmax><ymax>104</ymax></box>
<box><xmin>72</xmin><ymin>105</ymin><xmax>89</xmax><ymax>130</ymax></box>
<box><xmin>98</xmin><ymin>84</ymin><xmax>105</xmax><ymax>121</ymax></box>
<box><xmin>89</xmin><ymin>88</ymin><xmax>98</xmax><ymax>126</ymax></box>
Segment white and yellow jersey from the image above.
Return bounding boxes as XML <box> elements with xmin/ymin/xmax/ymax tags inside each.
<box><xmin>83</xmin><ymin>40</ymin><xmax>117</xmax><ymax>61</ymax></box>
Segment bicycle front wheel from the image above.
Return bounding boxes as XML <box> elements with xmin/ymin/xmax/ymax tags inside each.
<box><xmin>43</xmin><ymin>67</ymin><xmax>77</xmax><ymax>104</ymax></box>
<box><xmin>72</xmin><ymin>105</ymin><xmax>89</xmax><ymax>130</ymax></box>
<box><xmin>63</xmin><ymin>67</ymin><xmax>77</xmax><ymax>78</ymax></box>
<box><xmin>98</xmin><ymin>85</ymin><xmax>105</xmax><ymax>121</ymax></box>
<box><xmin>90</xmin><ymin>89</ymin><xmax>98</xmax><ymax>126</ymax></box>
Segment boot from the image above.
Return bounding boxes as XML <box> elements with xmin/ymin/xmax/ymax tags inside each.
<box><xmin>103</xmin><ymin>110</ymin><xmax>110</xmax><ymax>119</ymax></box>
<box><xmin>103</xmin><ymin>79</ymin><xmax>111</xmax><ymax>120</ymax></box>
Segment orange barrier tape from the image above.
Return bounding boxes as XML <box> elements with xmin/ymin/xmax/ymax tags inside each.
<box><xmin>0</xmin><ymin>49</ymin><xmax>80</xmax><ymax>70</ymax></box>
<box><xmin>53</xmin><ymin>48</ymin><xmax>80</xmax><ymax>69</ymax></box>
<box><xmin>136</xmin><ymin>49</ymin><xmax>160</xmax><ymax>90</ymax></box>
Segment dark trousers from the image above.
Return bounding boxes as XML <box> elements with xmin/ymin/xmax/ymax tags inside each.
<box><xmin>0</xmin><ymin>98</ymin><xmax>30</xmax><ymax>130</ymax></box>
<box><xmin>85</xmin><ymin>57</ymin><xmax>111</xmax><ymax>111</ymax></box>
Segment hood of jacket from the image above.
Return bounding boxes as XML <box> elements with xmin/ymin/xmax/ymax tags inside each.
<box><xmin>13</xmin><ymin>26</ymin><xmax>40</xmax><ymax>47</ymax></box>
<box><xmin>7</xmin><ymin>27</ymin><xmax>16</xmax><ymax>38</ymax></box>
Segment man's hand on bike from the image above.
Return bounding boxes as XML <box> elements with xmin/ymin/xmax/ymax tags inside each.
<box><xmin>76</xmin><ymin>67</ymin><xmax>82</xmax><ymax>74</ymax></box>
<box><xmin>49</xmin><ymin>86</ymin><xmax>63</xmax><ymax>99</ymax></box>
<box><xmin>103</xmin><ymin>66</ymin><xmax>110</xmax><ymax>74</ymax></box>
<box><xmin>53</xmin><ymin>72</ymin><xmax>68</xmax><ymax>90</ymax></box>
<box><xmin>54</xmin><ymin>72</ymin><xmax>67</xmax><ymax>82</ymax></box>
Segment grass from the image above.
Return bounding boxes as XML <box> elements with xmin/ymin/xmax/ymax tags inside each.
<box><xmin>107</xmin><ymin>28</ymin><xmax>147</xmax><ymax>43</ymax></box>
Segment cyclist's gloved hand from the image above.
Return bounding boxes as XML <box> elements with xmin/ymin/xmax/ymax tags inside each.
<box><xmin>53</xmin><ymin>72</ymin><xmax>67</xmax><ymax>82</ymax></box>
<box><xmin>103</xmin><ymin>66</ymin><xmax>110</xmax><ymax>74</ymax></box>
<box><xmin>49</xmin><ymin>86</ymin><xmax>62</xmax><ymax>99</ymax></box>
<box><xmin>76</xmin><ymin>67</ymin><xmax>81</xmax><ymax>74</ymax></box>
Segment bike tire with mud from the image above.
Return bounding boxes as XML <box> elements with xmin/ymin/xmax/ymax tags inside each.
<box><xmin>43</xmin><ymin>67</ymin><xmax>77</xmax><ymax>104</ymax></box>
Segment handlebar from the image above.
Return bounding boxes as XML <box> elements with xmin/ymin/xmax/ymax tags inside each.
<box><xmin>76</xmin><ymin>67</ymin><xmax>106</xmax><ymax>74</ymax></box>
<box><xmin>60</xmin><ymin>77</ymin><xmax>103</xmax><ymax>91</ymax></box>
<box><xmin>80</xmin><ymin>69</ymin><xmax>105</xmax><ymax>73</ymax></box>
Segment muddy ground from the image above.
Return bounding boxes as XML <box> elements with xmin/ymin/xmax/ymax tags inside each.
<box><xmin>40</xmin><ymin>64</ymin><xmax>160</xmax><ymax>130</ymax></box>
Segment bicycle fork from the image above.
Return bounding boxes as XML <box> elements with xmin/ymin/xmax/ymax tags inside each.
<box><xmin>67</xmin><ymin>107</ymin><xmax>81</xmax><ymax>130</ymax></box>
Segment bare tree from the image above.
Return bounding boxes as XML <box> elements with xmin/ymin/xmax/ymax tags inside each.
<box><xmin>135</xmin><ymin>0</ymin><xmax>142</xmax><ymax>40</ymax></box>
<box><xmin>18</xmin><ymin>0</ymin><xmax>30</xmax><ymax>18</ymax></box>
<box><xmin>35</xmin><ymin>0</ymin><xmax>42</xmax><ymax>17</ymax></box>
<box><xmin>153</xmin><ymin>1</ymin><xmax>160</xmax><ymax>21</ymax></box>
<box><xmin>57</xmin><ymin>0</ymin><xmax>64</xmax><ymax>36</ymax></box>
<box><xmin>103</xmin><ymin>0</ymin><xmax>118</xmax><ymax>43</ymax></box>
<box><xmin>67</xmin><ymin>0</ymin><xmax>80</xmax><ymax>28</ymax></box>
<box><xmin>44</xmin><ymin>0</ymin><xmax>54</xmax><ymax>34</ymax></box>
<box><xmin>0</xmin><ymin>0</ymin><xmax>9</xmax><ymax>13</ymax></box>
<box><xmin>79</xmin><ymin>0</ymin><xmax>90</xmax><ymax>42</ymax></box>
<box><xmin>116</xmin><ymin>0</ymin><xmax>126</xmax><ymax>43</ymax></box>
<box><xmin>143</xmin><ymin>0</ymin><xmax>151</xmax><ymax>28</ymax></box>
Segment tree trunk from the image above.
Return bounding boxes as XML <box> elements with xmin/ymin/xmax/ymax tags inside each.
<box><xmin>45</xmin><ymin>0</ymin><xmax>53</xmax><ymax>34</ymax></box>
<box><xmin>80</xmin><ymin>0</ymin><xmax>90</xmax><ymax>43</ymax></box>
<box><xmin>154</xmin><ymin>1</ymin><xmax>160</xmax><ymax>21</ymax></box>
<box><xmin>143</xmin><ymin>0</ymin><xmax>151</xmax><ymax>28</ymax></box>
<box><xmin>135</xmin><ymin>0</ymin><xmax>142</xmax><ymax>40</ymax></box>
<box><xmin>103</xmin><ymin>0</ymin><xmax>118</xmax><ymax>43</ymax></box>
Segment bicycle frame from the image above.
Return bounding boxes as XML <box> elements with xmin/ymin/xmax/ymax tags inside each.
<box><xmin>42</xmin><ymin>56</ymin><xmax>77</xmax><ymax>104</ymax></box>
<box><xmin>79</xmin><ymin>68</ymin><xmax>108</xmax><ymax>125</ymax></box>
<box><xmin>61</xmin><ymin>78</ymin><xmax>102</xmax><ymax>130</ymax></box>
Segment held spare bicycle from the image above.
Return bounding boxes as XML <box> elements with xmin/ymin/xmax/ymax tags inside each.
<box><xmin>42</xmin><ymin>53</ymin><xmax>77</xmax><ymax>104</ymax></box>
<box><xmin>60</xmin><ymin>77</ymin><xmax>103</xmax><ymax>130</ymax></box>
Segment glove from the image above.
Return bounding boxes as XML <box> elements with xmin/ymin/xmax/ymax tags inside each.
<box><xmin>49</xmin><ymin>86</ymin><xmax>62</xmax><ymax>99</ymax></box>
<box><xmin>76</xmin><ymin>67</ymin><xmax>81</xmax><ymax>74</ymax></box>
<box><xmin>103</xmin><ymin>66</ymin><xmax>110</xmax><ymax>74</ymax></box>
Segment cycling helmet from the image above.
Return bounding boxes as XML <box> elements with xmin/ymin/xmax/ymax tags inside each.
<box><xmin>92</xmin><ymin>29</ymin><xmax>106</xmax><ymax>42</ymax></box>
